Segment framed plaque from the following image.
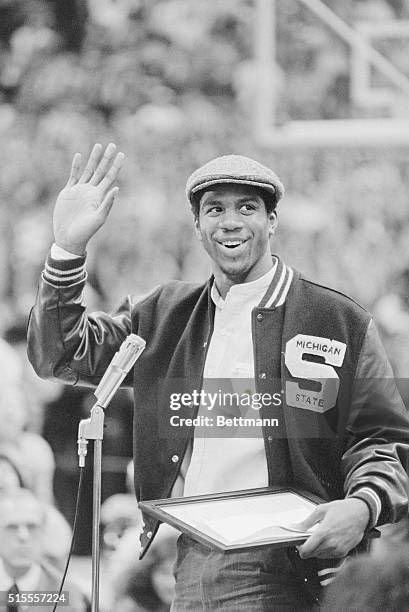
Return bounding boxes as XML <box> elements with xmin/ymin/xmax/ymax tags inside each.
<box><xmin>139</xmin><ymin>486</ymin><xmax>325</xmax><ymax>552</ymax></box>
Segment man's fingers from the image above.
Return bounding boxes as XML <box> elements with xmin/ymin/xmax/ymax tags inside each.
<box><xmin>294</xmin><ymin>507</ymin><xmax>326</xmax><ymax>558</ymax></box>
<box><xmin>304</xmin><ymin>546</ymin><xmax>341</xmax><ymax>559</ymax></box>
<box><xmin>296</xmin><ymin>507</ymin><xmax>323</xmax><ymax>532</ymax></box>
<box><xmin>99</xmin><ymin>152</ymin><xmax>125</xmax><ymax>193</ymax></box>
<box><xmin>90</xmin><ymin>142</ymin><xmax>117</xmax><ymax>186</ymax></box>
<box><xmin>66</xmin><ymin>153</ymin><xmax>82</xmax><ymax>186</ymax></box>
<box><xmin>78</xmin><ymin>143</ymin><xmax>103</xmax><ymax>183</ymax></box>
<box><xmin>99</xmin><ymin>186</ymin><xmax>119</xmax><ymax>217</ymax></box>
<box><xmin>297</xmin><ymin>530</ymin><xmax>325</xmax><ymax>559</ymax></box>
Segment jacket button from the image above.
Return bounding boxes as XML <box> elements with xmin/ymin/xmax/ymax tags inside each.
<box><xmin>171</xmin><ymin>454</ymin><xmax>179</xmax><ymax>463</ymax></box>
<box><xmin>258</xmin><ymin>372</ymin><xmax>266</xmax><ymax>379</ymax></box>
<box><xmin>267</xmin><ymin>435</ymin><xmax>273</xmax><ymax>442</ymax></box>
<box><xmin>146</xmin><ymin>531</ymin><xmax>152</xmax><ymax>539</ymax></box>
<box><xmin>256</xmin><ymin>313</ymin><xmax>264</xmax><ymax>322</ymax></box>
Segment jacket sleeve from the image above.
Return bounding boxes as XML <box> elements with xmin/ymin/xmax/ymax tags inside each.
<box><xmin>342</xmin><ymin>319</ymin><xmax>409</xmax><ymax>527</ymax></box>
<box><xmin>27</xmin><ymin>252</ymin><xmax>134</xmax><ymax>387</ymax></box>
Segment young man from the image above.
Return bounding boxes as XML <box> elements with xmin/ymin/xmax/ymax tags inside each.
<box><xmin>0</xmin><ymin>489</ymin><xmax>86</xmax><ymax>612</ymax></box>
<box><xmin>28</xmin><ymin>144</ymin><xmax>409</xmax><ymax>610</ymax></box>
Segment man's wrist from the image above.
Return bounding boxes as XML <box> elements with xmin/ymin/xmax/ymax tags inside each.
<box><xmin>347</xmin><ymin>497</ymin><xmax>371</xmax><ymax>527</ymax></box>
<box><xmin>54</xmin><ymin>239</ymin><xmax>87</xmax><ymax>257</ymax></box>
<box><xmin>348</xmin><ymin>487</ymin><xmax>382</xmax><ymax>529</ymax></box>
<box><xmin>43</xmin><ymin>247</ymin><xmax>87</xmax><ymax>287</ymax></box>
<box><xmin>51</xmin><ymin>243</ymin><xmax>86</xmax><ymax>260</ymax></box>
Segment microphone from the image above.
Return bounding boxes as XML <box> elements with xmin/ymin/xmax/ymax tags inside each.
<box><xmin>94</xmin><ymin>333</ymin><xmax>146</xmax><ymax>408</ymax></box>
<box><xmin>78</xmin><ymin>334</ymin><xmax>146</xmax><ymax>466</ymax></box>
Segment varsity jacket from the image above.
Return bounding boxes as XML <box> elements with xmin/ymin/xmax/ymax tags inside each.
<box><xmin>27</xmin><ymin>253</ymin><xmax>409</xmax><ymax>579</ymax></box>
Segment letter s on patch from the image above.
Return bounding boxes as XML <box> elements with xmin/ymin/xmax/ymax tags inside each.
<box><xmin>285</xmin><ymin>334</ymin><xmax>347</xmax><ymax>413</ymax></box>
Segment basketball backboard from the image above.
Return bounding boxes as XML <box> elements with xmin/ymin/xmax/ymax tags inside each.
<box><xmin>254</xmin><ymin>0</ymin><xmax>409</xmax><ymax>148</ymax></box>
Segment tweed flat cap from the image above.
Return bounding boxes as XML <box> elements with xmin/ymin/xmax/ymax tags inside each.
<box><xmin>186</xmin><ymin>154</ymin><xmax>285</xmax><ymax>207</ymax></box>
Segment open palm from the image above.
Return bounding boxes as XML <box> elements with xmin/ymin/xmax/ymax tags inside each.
<box><xmin>53</xmin><ymin>143</ymin><xmax>124</xmax><ymax>255</ymax></box>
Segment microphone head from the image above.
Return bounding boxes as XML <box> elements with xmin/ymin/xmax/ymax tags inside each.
<box><xmin>124</xmin><ymin>333</ymin><xmax>146</xmax><ymax>352</ymax></box>
<box><xmin>94</xmin><ymin>334</ymin><xmax>146</xmax><ymax>407</ymax></box>
<box><xmin>118</xmin><ymin>334</ymin><xmax>146</xmax><ymax>371</ymax></box>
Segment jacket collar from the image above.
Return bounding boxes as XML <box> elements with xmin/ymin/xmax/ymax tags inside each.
<box><xmin>210</xmin><ymin>262</ymin><xmax>277</xmax><ymax>307</ymax></box>
<box><xmin>258</xmin><ymin>254</ymin><xmax>294</xmax><ymax>309</ymax></box>
<box><xmin>205</xmin><ymin>254</ymin><xmax>293</xmax><ymax>317</ymax></box>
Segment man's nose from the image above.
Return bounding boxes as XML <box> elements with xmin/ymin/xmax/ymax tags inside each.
<box><xmin>16</xmin><ymin>525</ymin><xmax>30</xmax><ymax>541</ymax></box>
<box><xmin>218</xmin><ymin>210</ymin><xmax>244</xmax><ymax>230</ymax></box>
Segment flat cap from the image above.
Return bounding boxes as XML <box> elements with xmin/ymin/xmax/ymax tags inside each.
<box><xmin>186</xmin><ymin>154</ymin><xmax>285</xmax><ymax>207</ymax></box>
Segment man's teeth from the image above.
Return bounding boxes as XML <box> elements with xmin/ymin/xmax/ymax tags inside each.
<box><xmin>222</xmin><ymin>240</ymin><xmax>243</xmax><ymax>248</ymax></box>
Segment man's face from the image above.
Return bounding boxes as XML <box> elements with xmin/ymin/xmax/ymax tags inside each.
<box><xmin>195</xmin><ymin>184</ymin><xmax>277</xmax><ymax>284</ymax></box>
<box><xmin>0</xmin><ymin>500</ymin><xmax>44</xmax><ymax>573</ymax></box>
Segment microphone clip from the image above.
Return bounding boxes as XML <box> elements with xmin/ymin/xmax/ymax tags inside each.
<box><xmin>77</xmin><ymin>404</ymin><xmax>105</xmax><ymax>467</ymax></box>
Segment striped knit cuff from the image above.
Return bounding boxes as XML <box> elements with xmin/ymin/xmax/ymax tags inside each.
<box><xmin>42</xmin><ymin>252</ymin><xmax>87</xmax><ymax>287</ymax></box>
<box><xmin>348</xmin><ymin>486</ymin><xmax>382</xmax><ymax>529</ymax></box>
<box><xmin>317</xmin><ymin>559</ymin><xmax>346</xmax><ymax>587</ymax></box>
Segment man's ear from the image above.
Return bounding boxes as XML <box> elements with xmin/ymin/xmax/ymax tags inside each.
<box><xmin>268</xmin><ymin>210</ymin><xmax>278</xmax><ymax>235</ymax></box>
<box><xmin>194</xmin><ymin>218</ymin><xmax>202</xmax><ymax>241</ymax></box>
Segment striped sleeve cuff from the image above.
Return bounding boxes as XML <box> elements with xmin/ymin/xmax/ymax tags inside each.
<box><xmin>42</xmin><ymin>252</ymin><xmax>87</xmax><ymax>287</ymax></box>
<box><xmin>317</xmin><ymin>559</ymin><xmax>346</xmax><ymax>587</ymax></box>
<box><xmin>348</xmin><ymin>486</ymin><xmax>382</xmax><ymax>529</ymax></box>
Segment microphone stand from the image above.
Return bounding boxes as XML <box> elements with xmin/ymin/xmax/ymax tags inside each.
<box><xmin>77</xmin><ymin>335</ymin><xmax>145</xmax><ymax>612</ymax></box>
<box><xmin>77</xmin><ymin>405</ymin><xmax>104</xmax><ymax>612</ymax></box>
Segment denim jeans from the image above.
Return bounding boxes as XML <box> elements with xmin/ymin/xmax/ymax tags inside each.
<box><xmin>170</xmin><ymin>534</ymin><xmax>316</xmax><ymax>611</ymax></box>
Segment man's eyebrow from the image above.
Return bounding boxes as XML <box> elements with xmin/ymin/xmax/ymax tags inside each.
<box><xmin>236</xmin><ymin>196</ymin><xmax>262</xmax><ymax>203</ymax></box>
<box><xmin>200</xmin><ymin>198</ymin><xmax>223</xmax><ymax>207</ymax></box>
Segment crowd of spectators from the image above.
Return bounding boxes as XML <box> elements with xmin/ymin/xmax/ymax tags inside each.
<box><xmin>0</xmin><ymin>330</ymin><xmax>178</xmax><ymax>611</ymax></box>
<box><xmin>1</xmin><ymin>0</ymin><xmax>409</xmax><ymax>326</ymax></box>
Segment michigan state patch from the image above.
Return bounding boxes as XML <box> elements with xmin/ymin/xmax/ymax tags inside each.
<box><xmin>284</xmin><ymin>334</ymin><xmax>347</xmax><ymax>413</ymax></box>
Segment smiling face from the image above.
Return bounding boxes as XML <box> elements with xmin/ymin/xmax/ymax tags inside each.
<box><xmin>195</xmin><ymin>184</ymin><xmax>277</xmax><ymax>296</ymax></box>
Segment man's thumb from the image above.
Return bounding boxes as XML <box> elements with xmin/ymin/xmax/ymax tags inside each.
<box><xmin>292</xmin><ymin>507</ymin><xmax>323</xmax><ymax>532</ymax></box>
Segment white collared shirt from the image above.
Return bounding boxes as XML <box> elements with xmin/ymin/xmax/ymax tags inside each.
<box><xmin>181</xmin><ymin>263</ymin><xmax>277</xmax><ymax>496</ymax></box>
<box><xmin>0</xmin><ymin>558</ymin><xmax>42</xmax><ymax>592</ymax></box>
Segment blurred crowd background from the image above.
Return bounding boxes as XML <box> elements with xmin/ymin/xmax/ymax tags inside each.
<box><xmin>0</xmin><ymin>0</ymin><xmax>409</xmax><ymax>610</ymax></box>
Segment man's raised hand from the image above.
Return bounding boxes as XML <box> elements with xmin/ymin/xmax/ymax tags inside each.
<box><xmin>53</xmin><ymin>143</ymin><xmax>125</xmax><ymax>255</ymax></box>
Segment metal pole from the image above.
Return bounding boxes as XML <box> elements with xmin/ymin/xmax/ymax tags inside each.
<box><xmin>78</xmin><ymin>405</ymin><xmax>105</xmax><ymax>612</ymax></box>
<box><xmin>91</xmin><ymin>438</ymin><xmax>103</xmax><ymax>612</ymax></box>
<box><xmin>298</xmin><ymin>0</ymin><xmax>409</xmax><ymax>97</ymax></box>
<box><xmin>254</xmin><ymin>0</ymin><xmax>276</xmax><ymax>135</ymax></box>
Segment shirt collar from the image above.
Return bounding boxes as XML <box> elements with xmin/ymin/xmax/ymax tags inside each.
<box><xmin>0</xmin><ymin>558</ymin><xmax>42</xmax><ymax>591</ymax></box>
<box><xmin>211</xmin><ymin>259</ymin><xmax>278</xmax><ymax>308</ymax></box>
